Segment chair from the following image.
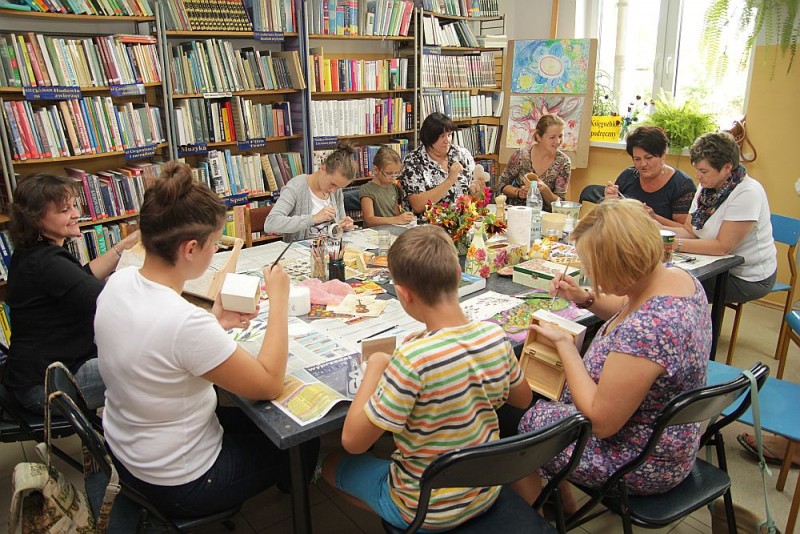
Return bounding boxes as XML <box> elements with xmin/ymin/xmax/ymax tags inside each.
<box><xmin>244</xmin><ymin>204</ymin><xmax>273</xmax><ymax>247</ymax></box>
<box><xmin>777</xmin><ymin>310</ymin><xmax>800</xmax><ymax>386</ymax></box>
<box><xmin>579</xmin><ymin>184</ymin><xmax>605</xmax><ymax>205</ymax></box>
<box><xmin>46</xmin><ymin>362</ymin><xmax>239</xmax><ymax>533</ymax></box>
<box><xmin>566</xmin><ymin>362</ymin><xmax>770</xmax><ymax>534</ymax></box>
<box><xmin>382</xmin><ymin>412</ymin><xmax>592</xmax><ymax>534</ymax></box>
<box><xmin>725</xmin><ymin>213</ymin><xmax>800</xmax><ymax>369</ymax></box>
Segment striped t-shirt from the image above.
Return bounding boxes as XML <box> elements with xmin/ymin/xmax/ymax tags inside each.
<box><xmin>365</xmin><ymin>321</ymin><xmax>524</xmax><ymax>530</ymax></box>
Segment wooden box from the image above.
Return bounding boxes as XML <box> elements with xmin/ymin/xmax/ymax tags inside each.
<box><xmin>519</xmin><ymin>310</ymin><xmax>587</xmax><ymax>400</ymax></box>
<box><xmin>513</xmin><ymin>259</ymin><xmax>580</xmax><ymax>290</ymax></box>
<box><xmin>220</xmin><ymin>273</ymin><xmax>261</xmax><ymax>314</ymax></box>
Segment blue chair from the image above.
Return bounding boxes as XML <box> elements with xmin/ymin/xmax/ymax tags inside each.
<box><xmin>777</xmin><ymin>310</ymin><xmax>800</xmax><ymax>387</ymax></box>
<box><xmin>725</xmin><ymin>213</ymin><xmax>800</xmax><ymax>369</ymax></box>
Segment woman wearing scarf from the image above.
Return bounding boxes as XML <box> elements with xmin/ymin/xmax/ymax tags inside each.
<box><xmin>667</xmin><ymin>131</ymin><xmax>777</xmax><ymax>304</ymax></box>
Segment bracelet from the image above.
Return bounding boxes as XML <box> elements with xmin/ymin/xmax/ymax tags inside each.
<box><xmin>113</xmin><ymin>245</ymin><xmax>122</xmax><ymax>257</ymax></box>
<box><xmin>676</xmin><ymin>238</ymin><xmax>683</xmax><ymax>252</ymax></box>
<box><xmin>576</xmin><ymin>288</ymin><xmax>595</xmax><ymax>309</ymax></box>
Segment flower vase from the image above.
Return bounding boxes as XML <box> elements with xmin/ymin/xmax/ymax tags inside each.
<box><xmin>465</xmin><ymin>223</ymin><xmax>490</xmax><ymax>278</ymax></box>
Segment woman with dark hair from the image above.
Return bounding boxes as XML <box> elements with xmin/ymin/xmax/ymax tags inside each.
<box><xmin>496</xmin><ymin>114</ymin><xmax>571</xmax><ymax>209</ymax></box>
<box><xmin>95</xmin><ymin>161</ymin><xmax>318</xmax><ymax>517</ymax></box>
<box><xmin>3</xmin><ymin>173</ymin><xmax>139</xmax><ymax>413</ymax></box>
<box><xmin>264</xmin><ymin>142</ymin><xmax>357</xmax><ymax>241</ymax></box>
<box><xmin>399</xmin><ymin>112</ymin><xmax>485</xmax><ymax>222</ymax></box>
<box><xmin>605</xmin><ymin>126</ymin><xmax>696</xmax><ymax>226</ymax></box>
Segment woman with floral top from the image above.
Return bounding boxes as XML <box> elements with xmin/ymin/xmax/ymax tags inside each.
<box><xmin>399</xmin><ymin>113</ymin><xmax>486</xmax><ymax>223</ymax></box>
<box><xmin>496</xmin><ymin>114</ymin><xmax>571</xmax><ymax>210</ymax></box>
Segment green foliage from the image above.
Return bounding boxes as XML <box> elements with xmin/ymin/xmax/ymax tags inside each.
<box><xmin>642</xmin><ymin>92</ymin><xmax>717</xmax><ymax>153</ymax></box>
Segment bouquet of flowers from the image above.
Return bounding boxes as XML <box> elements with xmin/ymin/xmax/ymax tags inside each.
<box><xmin>423</xmin><ymin>187</ymin><xmax>506</xmax><ymax>252</ymax></box>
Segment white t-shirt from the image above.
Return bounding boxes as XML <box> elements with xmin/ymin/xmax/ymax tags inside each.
<box><xmin>96</xmin><ymin>267</ymin><xmax>237</xmax><ymax>486</ymax></box>
<box><xmin>690</xmin><ymin>176</ymin><xmax>777</xmax><ymax>282</ymax></box>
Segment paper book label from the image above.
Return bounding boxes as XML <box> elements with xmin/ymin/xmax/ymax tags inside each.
<box><xmin>109</xmin><ymin>83</ymin><xmax>146</xmax><ymax>97</ymax></box>
<box><xmin>23</xmin><ymin>86</ymin><xmax>81</xmax><ymax>100</ymax></box>
<box><xmin>203</xmin><ymin>92</ymin><xmax>233</xmax><ymax>99</ymax></box>
<box><xmin>237</xmin><ymin>138</ymin><xmax>268</xmax><ymax>150</ymax></box>
<box><xmin>223</xmin><ymin>192</ymin><xmax>250</xmax><ymax>207</ymax></box>
<box><xmin>124</xmin><ymin>143</ymin><xmax>158</xmax><ymax>161</ymax></box>
<box><xmin>178</xmin><ymin>142</ymin><xmax>208</xmax><ymax>157</ymax></box>
<box><xmin>422</xmin><ymin>46</ymin><xmax>442</xmax><ymax>55</ymax></box>
<box><xmin>314</xmin><ymin>135</ymin><xmax>339</xmax><ymax>149</ymax></box>
<box><xmin>254</xmin><ymin>30</ymin><xmax>285</xmax><ymax>42</ymax></box>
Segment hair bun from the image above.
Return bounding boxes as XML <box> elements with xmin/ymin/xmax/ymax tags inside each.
<box><xmin>152</xmin><ymin>161</ymin><xmax>194</xmax><ymax>204</ymax></box>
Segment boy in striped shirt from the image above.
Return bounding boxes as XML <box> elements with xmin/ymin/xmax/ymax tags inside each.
<box><xmin>322</xmin><ymin>225</ymin><xmax>532</xmax><ymax>531</ymax></box>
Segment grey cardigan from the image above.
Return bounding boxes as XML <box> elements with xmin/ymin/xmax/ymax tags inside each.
<box><xmin>263</xmin><ymin>174</ymin><xmax>346</xmax><ymax>242</ymax></box>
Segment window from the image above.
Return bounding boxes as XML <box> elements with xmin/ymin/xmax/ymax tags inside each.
<box><xmin>593</xmin><ymin>0</ymin><xmax>752</xmax><ymax>127</ymax></box>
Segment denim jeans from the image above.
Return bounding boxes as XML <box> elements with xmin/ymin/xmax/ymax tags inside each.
<box><xmin>12</xmin><ymin>358</ymin><xmax>106</xmax><ymax>414</ymax></box>
<box><xmin>111</xmin><ymin>406</ymin><xmax>320</xmax><ymax>518</ymax></box>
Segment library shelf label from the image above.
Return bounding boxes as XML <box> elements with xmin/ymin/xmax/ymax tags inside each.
<box><xmin>254</xmin><ymin>30</ymin><xmax>285</xmax><ymax>42</ymax></box>
<box><xmin>314</xmin><ymin>135</ymin><xmax>339</xmax><ymax>149</ymax></box>
<box><xmin>178</xmin><ymin>142</ymin><xmax>209</xmax><ymax>157</ymax></box>
<box><xmin>23</xmin><ymin>86</ymin><xmax>81</xmax><ymax>101</ymax></box>
<box><xmin>124</xmin><ymin>143</ymin><xmax>158</xmax><ymax>161</ymax></box>
<box><xmin>422</xmin><ymin>46</ymin><xmax>441</xmax><ymax>55</ymax></box>
<box><xmin>109</xmin><ymin>83</ymin><xmax>146</xmax><ymax>97</ymax></box>
<box><xmin>223</xmin><ymin>192</ymin><xmax>250</xmax><ymax>207</ymax></box>
<box><xmin>236</xmin><ymin>138</ymin><xmax>268</xmax><ymax>151</ymax></box>
<box><xmin>203</xmin><ymin>92</ymin><xmax>234</xmax><ymax>99</ymax></box>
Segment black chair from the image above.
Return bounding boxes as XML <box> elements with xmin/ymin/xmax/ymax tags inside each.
<box><xmin>566</xmin><ymin>361</ymin><xmax>770</xmax><ymax>534</ymax></box>
<box><xmin>343</xmin><ymin>186</ymin><xmax>362</xmax><ymax>212</ymax></box>
<box><xmin>0</xmin><ymin>346</ymin><xmax>80</xmax><ymax>471</ymax></box>
<box><xmin>382</xmin><ymin>412</ymin><xmax>592</xmax><ymax>534</ymax></box>
<box><xmin>46</xmin><ymin>362</ymin><xmax>240</xmax><ymax>533</ymax></box>
<box><xmin>578</xmin><ymin>184</ymin><xmax>606</xmax><ymax>205</ymax></box>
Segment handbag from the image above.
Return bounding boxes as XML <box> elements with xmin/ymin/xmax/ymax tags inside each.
<box><xmin>725</xmin><ymin>116</ymin><xmax>758</xmax><ymax>163</ymax></box>
<box><xmin>8</xmin><ymin>367</ymin><xmax>120</xmax><ymax>533</ymax></box>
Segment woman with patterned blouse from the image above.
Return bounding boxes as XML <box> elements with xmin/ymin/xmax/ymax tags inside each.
<box><xmin>399</xmin><ymin>113</ymin><xmax>485</xmax><ymax>223</ymax></box>
<box><xmin>496</xmin><ymin>114</ymin><xmax>571</xmax><ymax>210</ymax></box>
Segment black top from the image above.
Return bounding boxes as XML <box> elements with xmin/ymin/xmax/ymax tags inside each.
<box><xmin>4</xmin><ymin>242</ymin><xmax>102</xmax><ymax>390</ymax></box>
<box><xmin>615</xmin><ymin>167</ymin><xmax>696</xmax><ymax>221</ymax></box>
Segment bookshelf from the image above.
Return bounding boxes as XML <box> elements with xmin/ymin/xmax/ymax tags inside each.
<box><xmin>0</xmin><ymin>6</ymin><xmax>168</xmax><ymax>262</ymax></box>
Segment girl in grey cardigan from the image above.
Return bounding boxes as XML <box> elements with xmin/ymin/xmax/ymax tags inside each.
<box><xmin>264</xmin><ymin>144</ymin><xmax>358</xmax><ymax>242</ymax></box>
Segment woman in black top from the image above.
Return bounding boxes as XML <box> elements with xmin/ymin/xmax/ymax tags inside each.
<box><xmin>4</xmin><ymin>174</ymin><xmax>139</xmax><ymax>413</ymax></box>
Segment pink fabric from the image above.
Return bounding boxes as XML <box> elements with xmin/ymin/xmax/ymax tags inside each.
<box><xmin>298</xmin><ymin>278</ymin><xmax>353</xmax><ymax>305</ymax></box>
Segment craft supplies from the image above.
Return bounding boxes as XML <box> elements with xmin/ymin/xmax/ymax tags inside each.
<box><xmin>288</xmin><ymin>286</ymin><xmax>311</xmax><ymax>316</ymax></box>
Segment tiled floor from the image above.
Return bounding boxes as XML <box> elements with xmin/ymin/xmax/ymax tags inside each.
<box><xmin>3</xmin><ymin>302</ymin><xmax>799</xmax><ymax>533</ymax></box>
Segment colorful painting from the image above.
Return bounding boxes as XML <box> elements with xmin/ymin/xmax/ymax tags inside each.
<box><xmin>511</xmin><ymin>39</ymin><xmax>590</xmax><ymax>94</ymax></box>
<box><xmin>506</xmin><ymin>95</ymin><xmax>584</xmax><ymax>150</ymax></box>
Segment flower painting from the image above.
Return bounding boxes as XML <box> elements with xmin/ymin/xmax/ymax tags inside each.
<box><xmin>506</xmin><ymin>95</ymin><xmax>584</xmax><ymax>150</ymax></box>
<box><xmin>511</xmin><ymin>39</ymin><xmax>590</xmax><ymax>94</ymax></box>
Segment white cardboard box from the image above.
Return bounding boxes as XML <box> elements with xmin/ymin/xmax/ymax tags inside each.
<box><xmin>220</xmin><ymin>273</ymin><xmax>261</xmax><ymax>314</ymax></box>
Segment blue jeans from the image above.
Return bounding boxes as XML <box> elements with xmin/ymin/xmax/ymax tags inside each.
<box><xmin>13</xmin><ymin>358</ymin><xmax>106</xmax><ymax>414</ymax></box>
<box><xmin>111</xmin><ymin>407</ymin><xmax>320</xmax><ymax>518</ymax></box>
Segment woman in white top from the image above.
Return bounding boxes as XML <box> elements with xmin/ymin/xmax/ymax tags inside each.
<box><xmin>667</xmin><ymin>132</ymin><xmax>777</xmax><ymax>303</ymax></box>
<box><xmin>95</xmin><ymin>161</ymin><xmax>318</xmax><ymax>517</ymax></box>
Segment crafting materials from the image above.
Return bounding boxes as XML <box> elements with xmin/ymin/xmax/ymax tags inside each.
<box><xmin>288</xmin><ymin>286</ymin><xmax>311</xmax><ymax>316</ymax></box>
<box><xmin>272</xmin><ymin>240</ymin><xmax>294</xmax><ymax>267</ymax></box>
<box><xmin>550</xmin><ymin>262</ymin><xmax>573</xmax><ymax>310</ymax></box>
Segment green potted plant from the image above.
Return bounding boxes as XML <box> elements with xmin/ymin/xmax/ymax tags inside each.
<box><xmin>641</xmin><ymin>91</ymin><xmax>717</xmax><ymax>153</ymax></box>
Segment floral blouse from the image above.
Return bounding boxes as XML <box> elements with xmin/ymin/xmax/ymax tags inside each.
<box><xmin>399</xmin><ymin>144</ymin><xmax>475</xmax><ymax>223</ymax></box>
<box><xmin>496</xmin><ymin>148</ymin><xmax>571</xmax><ymax>209</ymax></box>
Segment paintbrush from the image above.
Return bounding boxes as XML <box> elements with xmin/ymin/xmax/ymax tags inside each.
<box><xmin>271</xmin><ymin>240</ymin><xmax>294</xmax><ymax>267</ymax></box>
<box><xmin>550</xmin><ymin>261</ymin><xmax>573</xmax><ymax>310</ymax></box>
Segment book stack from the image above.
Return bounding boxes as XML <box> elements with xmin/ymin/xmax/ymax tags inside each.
<box><xmin>66</xmin><ymin>165</ymin><xmax>150</xmax><ymax>221</ymax></box>
<box><xmin>251</xmin><ymin>0</ymin><xmax>298</xmax><ymax>33</ymax></box>
<box><xmin>174</xmin><ymin>97</ymin><xmax>292</xmax><ymax>145</ymax></box>
<box><xmin>453</xmin><ymin>123</ymin><xmax>498</xmax><ymax>156</ymax></box>
<box><xmin>0</xmin><ymin>230</ymin><xmax>14</xmax><ymax>283</ymax></box>
<box><xmin>0</xmin><ymin>33</ymin><xmax>162</xmax><ymax>89</ymax></box>
<box><xmin>161</xmin><ymin>0</ymin><xmax>252</xmax><ymax>31</ymax></box>
<box><xmin>308</xmin><ymin>0</ymin><xmax>414</xmax><ymax>37</ymax></box>
<box><xmin>421</xmin><ymin>18</ymin><xmax>479</xmax><ymax>47</ymax></box>
<box><xmin>477</xmin><ymin>34</ymin><xmax>508</xmax><ymax>48</ymax></box>
<box><xmin>67</xmin><ymin>220</ymin><xmax>138</xmax><ymax>263</ymax></box>
<box><xmin>4</xmin><ymin>98</ymin><xmax>164</xmax><ymax>161</ymax></box>
<box><xmin>170</xmin><ymin>40</ymin><xmax>305</xmax><ymax>94</ymax></box>
<box><xmin>421</xmin><ymin>50</ymin><xmax>496</xmax><ymax>88</ymax></box>
<box><xmin>419</xmin><ymin>0</ymin><xmax>499</xmax><ymax>18</ymax></box>
<box><xmin>0</xmin><ymin>0</ymin><xmax>154</xmax><ymax>16</ymax></box>
<box><xmin>192</xmin><ymin>150</ymin><xmax>303</xmax><ymax>196</ymax></box>
<box><xmin>310</xmin><ymin>97</ymin><xmax>412</xmax><ymax>137</ymax></box>
<box><xmin>420</xmin><ymin>89</ymin><xmax>502</xmax><ymax>120</ymax></box>
<box><xmin>308</xmin><ymin>50</ymin><xmax>408</xmax><ymax>92</ymax></box>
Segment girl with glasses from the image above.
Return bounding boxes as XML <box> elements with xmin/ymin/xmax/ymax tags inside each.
<box><xmin>360</xmin><ymin>146</ymin><xmax>416</xmax><ymax>227</ymax></box>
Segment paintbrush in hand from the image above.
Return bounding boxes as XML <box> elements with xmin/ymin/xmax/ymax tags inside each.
<box><xmin>271</xmin><ymin>240</ymin><xmax>294</xmax><ymax>268</ymax></box>
<box><xmin>550</xmin><ymin>262</ymin><xmax>573</xmax><ymax>310</ymax></box>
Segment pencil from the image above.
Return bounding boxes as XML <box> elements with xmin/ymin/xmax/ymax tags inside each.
<box><xmin>550</xmin><ymin>262</ymin><xmax>573</xmax><ymax>310</ymax></box>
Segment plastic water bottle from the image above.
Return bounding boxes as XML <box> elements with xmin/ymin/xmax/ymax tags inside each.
<box><xmin>526</xmin><ymin>185</ymin><xmax>542</xmax><ymax>243</ymax></box>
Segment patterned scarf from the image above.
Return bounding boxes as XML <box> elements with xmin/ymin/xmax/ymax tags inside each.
<box><xmin>691</xmin><ymin>164</ymin><xmax>746</xmax><ymax>230</ymax></box>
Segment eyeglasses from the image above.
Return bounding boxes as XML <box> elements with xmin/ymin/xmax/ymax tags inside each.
<box><xmin>379</xmin><ymin>170</ymin><xmax>402</xmax><ymax>179</ymax></box>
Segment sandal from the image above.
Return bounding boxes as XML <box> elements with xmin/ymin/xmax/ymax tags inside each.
<box><xmin>736</xmin><ymin>432</ymin><xmax>800</xmax><ymax>468</ymax></box>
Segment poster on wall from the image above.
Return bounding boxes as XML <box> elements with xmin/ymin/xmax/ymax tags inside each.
<box><xmin>511</xmin><ymin>39</ymin><xmax>591</xmax><ymax>94</ymax></box>
<box><xmin>506</xmin><ymin>95</ymin><xmax>584</xmax><ymax>151</ymax></box>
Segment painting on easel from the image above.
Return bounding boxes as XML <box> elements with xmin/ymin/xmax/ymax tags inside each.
<box><xmin>506</xmin><ymin>94</ymin><xmax>585</xmax><ymax>150</ymax></box>
<box><xmin>511</xmin><ymin>39</ymin><xmax>591</xmax><ymax>94</ymax></box>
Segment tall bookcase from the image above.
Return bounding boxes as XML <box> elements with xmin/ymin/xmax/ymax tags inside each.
<box><xmin>417</xmin><ymin>7</ymin><xmax>504</xmax><ymax>181</ymax></box>
<box><xmin>0</xmin><ymin>5</ymin><xmax>168</xmax><ymax>264</ymax></box>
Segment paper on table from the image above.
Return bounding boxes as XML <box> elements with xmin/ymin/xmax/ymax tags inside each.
<box><xmin>328</xmin><ymin>294</ymin><xmax>389</xmax><ymax>317</ymax></box>
<box><xmin>460</xmin><ymin>291</ymin><xmax>525</xmax><ymax>321</ymax></box>
<box><xmin>673</xmin><ymin>253</ymin><xmax>734</xmax><ymax>271</ymax></box>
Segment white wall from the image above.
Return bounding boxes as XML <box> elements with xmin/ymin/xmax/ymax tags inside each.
<box><xmin>498</xmin><ymin>0</ymin><xmax>581</xmax><ymax>40</ymax></box>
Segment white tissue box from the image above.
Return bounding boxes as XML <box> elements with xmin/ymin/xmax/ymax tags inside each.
<box><xmin>220</xmin><ymin>273</ymin><xmax>260</xmax><ymax>314</ymax></box>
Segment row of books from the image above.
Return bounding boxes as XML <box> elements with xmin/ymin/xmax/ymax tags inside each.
<box><xmin>1</xmin><ymin>0</ymin><xmax>153</xmax><ymax>16</ymax></box>
<box><xmin>169</xmin><ymin>40</ymin><xmax>305</xmax><ymax>94</ymax></box>
<box><xmin>421</xmin><ymin>17</ymin><xmax>479</xmax><ymax>47</ymax></box>
<box><xmin>174</xmin><ymin>97</ymin><xmax>292</xmax><ymax>145</ymax></box>
<box><xmin>4</xmin><ymin>98</ymin><xmax>164</xmax><ymax>161</ymax></box>
<box><xmin>161</xmin><ymin>0</ymin><xmax>251</xmax><ymax>32</ymax></box>
<box><xmin>66</xmin><ymin>165</ymin><xmax>148</xmax><ymax>220</ymax></box>
<box><xmin>308</xmin><ymin>52</ymin><xmax>408</xmax><ymax>92</ymax></box>
<box><xmin>251</xmin><ymin>0</ymin><xmax>298</xmax><ymax>33</ymax></box>
<box><xmin>419</xmin><ymin>89</ymin><xmax>502</xmax><ymax>120</ymax></box>
<box><xmin>66</xmin><ymin>220</ymin><xmax>138</xmax><ymax>263</ymax></box>
<box><xmin>192</xmin><ymin>149</ymin><xmax>303</xmax><ymax>196</ymax></box>
<box><xmin>0</xmin><ymin>33</ymin><xmax>161</xmax><ymax>90</ymax></box>
<box><xmin>312</xmin><ymin>139</ymin><xmax>408</xmax><ymax>177</ymax></box>
<box><xmin>0</xmin><ymin>302</ymin><xmax>10</xmax><ymax>348</ymax></box>
<box><xmin>421</xmin><ymin>50</ymin><xmax>496</xmax><ymax>88</ymax></box>
<box><xmin>0</xmin><ymin>230</ymin><xmax>14</xmax><ymax>282</ymax></box>
<box><xmin>308</xmin><ymin>0</ymin><xmax>414</xmax><ymax>37</ymax></box>
<box><xmin>453</xmin><ymin>123</ymin><xmax>498</xmax><ymax>156</ymax></box>
<box><xmin>309</xmin><ymin>97</ymin><xmax>412</xmax><ymax>138</ymax></box>
<box><xmin>418</xmin><ymin>0</ymin><xmax>499</xmax><ymax>18</ymax></box>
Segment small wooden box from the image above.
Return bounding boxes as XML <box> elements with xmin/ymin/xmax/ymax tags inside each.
<box><xmin>220</xmin><ymin>273</ymin><xmax>261</xmax><ymax>314</ymax></box>
<box><xmin>512</xmin><ymin>259</ymin><xmax>581</xmax><ymax>290</ymax></box>
<box><xmin>520</xmin><ymin>310</ymin><xmax>587</xmax><ymax>400</ymax></box>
